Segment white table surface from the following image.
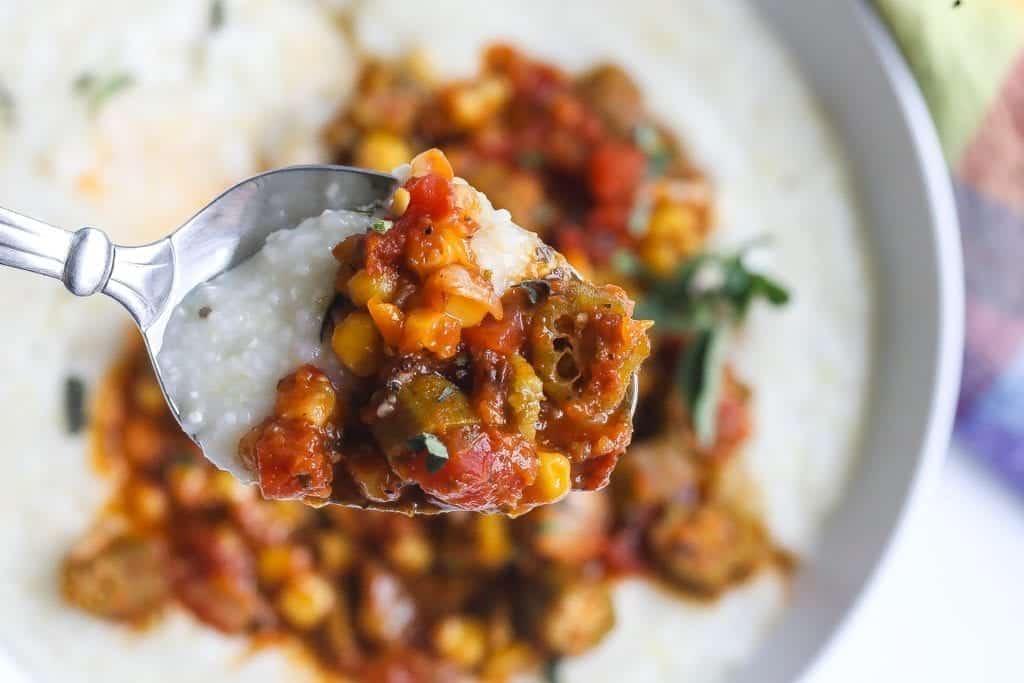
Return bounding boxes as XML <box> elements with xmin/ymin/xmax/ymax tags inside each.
<box><xmin>811</xmin><ymin>445</ymin><xmax>1024</xmax><ymax>682</ymax></box>
<box><xmin>1</xmin><ymin>445</ymin><xmax>1019</xmax><ymax>682</ymax></box>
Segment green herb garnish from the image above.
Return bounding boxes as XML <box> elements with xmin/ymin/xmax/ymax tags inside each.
<box><xmin>209</xmin><ymin>0</ymin><xmax>226</xmax><ymax>31</ymax></box>
<box><xmin>73</xmin><ymin>71</ymin><xmax>135</xmax><ymax>116</ymax></box>
<box><xmin>676</xmin><ymin>326</ymin><xmax>729</xmax><ymax>447</ymax></box>
<box><xmin>543</xmin><ymin>658</ymin><xmax>561</xmax><ymax>683</ymax></box>
<box><xmin>64</xmin><ymin>375</ymin><xmax>86</xmax><ymax>434</ymax></box>
<box><xmin>634</xmin><ymin>123</ymin><xmax>671</xmax><ymax>177</ymax></box>
<box><xmin>0</xmin><ymin>82</ymin><xmax>14</xmax><ymax>128</ymax></box>
<box><xmin>370</xmin><ymin>218</ymin><xmax>393</xmax><ymax>234</ymax></box>
<box><xmin>515</xmin><ymin>279</ymin><xmax>552</xmax><ymax>306</ymax></box>
<box><xmin>633</xmin><ymin>239</ymin><xmax>789</xmax><ymax>445</ymax></box>
<box><xmin>408</xmin><ymin>432</ymin><xmax>449</xmax><ymax>473</ymax></box>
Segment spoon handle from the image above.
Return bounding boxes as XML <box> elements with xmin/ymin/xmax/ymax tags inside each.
<box><xmin>0</xmin><ymin>206</ymin><xmax>115</xmax><ymax>294</ymax></box>
<box><xmin>0</xmin><ymin>206</ymin><xmax>173</xmax><ymax>329</ymax></box>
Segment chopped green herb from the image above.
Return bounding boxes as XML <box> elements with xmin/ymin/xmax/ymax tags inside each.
<box><xmin>634</xmin><ymin>240</ymin><xmax>789</xmax><ymax>334</ymax></box>
<box><xmin>634</xmin><ymin>123</ymin><xmax>671</xmax><ymax>176</ymax></box>
<box><xmin>408</xmin><ymin>432</ymin><xmax>449</xmax><ymax>473</ymax></box>
<box><xmin>64</xmin><ymin>376</ymin><xmax>86</xmax><ymax>434</ymax></box>
<box><xmin>0</xmin><ymin>82</ymin><xmax>14</xmax><ymax>128</ymax></box>
<box><xmin>370</xmin><ymin>218</ymin><xmax>393</xmax><ymax>234</ymax></box>
<box><xmin>676</xmin><ymin>326</ymin><xmax>729</xmax><ymax>447</ymax></box>
<box><xmin>627</xmin><ymin>193</ymin><xmax>653</xmax><ymax>236</ymax></box>
<box><xmin>437</xmin><ymin>385</ymin><xmax>456</xmax><ymax>402</ymax></box>
<box><xmin>209</xmin><ymin>0</ymin><xmax>226</xmax><ymax>31</ymax></box>
<box><xmin>543</xmin><ymin>658</ymin><xmax>561</xmax><ymax>683</ymax></box>
<box><xmin>632</xmin><ymin>240</ymin><xmax>789</xmax><ymax>444</ymax></box>
<box><xmin>610</xmin><ymin>249</ymin><xmax>640</xmax><ymax>276</ymax></box>
<box><xmin>73</xmin><ymin>71</ymin><xmax>135</xmax><ymax>116</ymax></box>
<box><xmin>515</xmin><ymin>279</ymin><xmax>552</xmax><ymax>306</ymax></box>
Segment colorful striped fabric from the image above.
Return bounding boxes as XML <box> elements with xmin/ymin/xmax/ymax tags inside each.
<box><xmin>877</xmin><ymin>0</ymin><xmax>1024</xmax><ymax>491</ymax></box>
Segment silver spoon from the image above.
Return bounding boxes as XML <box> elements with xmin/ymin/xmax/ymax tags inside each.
<box><xmin>0</xmin><ymin>164</ymin><xmax>638</xmax><ymax>511</ymax></box>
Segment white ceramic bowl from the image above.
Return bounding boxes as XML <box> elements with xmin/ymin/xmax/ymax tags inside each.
<box><xmin>0</xmin><ymin>3</ymin><xmax>963</xmax><ymax>681</ymax></box>
<box><xmin>732</xmin><ymin>2</ymin><xmax>964</xmax><ymax>681</ymax></box>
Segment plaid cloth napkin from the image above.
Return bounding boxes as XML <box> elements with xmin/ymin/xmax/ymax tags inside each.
<box><xmin>878</xmin><ymin>0</ymin><xmax>1024</xmax><ymax>490</ymax></box>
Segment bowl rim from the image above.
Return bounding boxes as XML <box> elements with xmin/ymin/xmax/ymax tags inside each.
<box><xmin>797</xmin><ymin>2</ymin><xmax>965</xmax><ymax>679</ymax></box>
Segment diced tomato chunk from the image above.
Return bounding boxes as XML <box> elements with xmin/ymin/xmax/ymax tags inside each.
<box><xmin>391</xmin><ymin>424</ymin><xmax>538</xmax><ymax>511</ymax></box>
<box><xmin>587</xmin><ymin>141</ymin><xmax>646</xmax><ymax>202</ymax></box>
<box><xmin>243</xmin><ymin>418</ymin><xmax>334</xmax><ymax>500</ymax></box>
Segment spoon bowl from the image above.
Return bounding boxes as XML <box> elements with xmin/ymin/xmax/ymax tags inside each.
<box><xmin>0</xmin><ymin>165</ymin><xmax>639</xmax><ymax>511</ymax></box>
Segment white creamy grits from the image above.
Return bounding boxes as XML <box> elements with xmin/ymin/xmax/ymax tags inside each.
<box><xmin>0</xmin><ymin>1</ymin><xmax>872</xmax><ymax>682</ymax></box>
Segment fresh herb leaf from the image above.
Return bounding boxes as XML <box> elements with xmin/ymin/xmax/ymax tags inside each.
<box><xmin>370</xmin><ymin>218</ymin><xmax>393</xmax><ymax>234</ymax></box>
<box><xmin>209</xmin><ymin>0</ymin><xmax>226</xmax><ymax>31</ymax></box>
<box><xmin>633</xmin><ymin>242</ymin><xmax>789</xmax><ymax>334</ymax></box>
<box><xmin>676</xmin><ymin>326</ymin><xmax>729</xmax><ymax>447</ymax></box>
<box><xmin>0</xmin><ymin>82</ymin><xmax>14</xmax><ymax>128</ymax></box>
<box><xmin>633</xmin><ymin>240</ymin><xmax>789</xmax><ymax>445</ymax></box>
<box><xmin>543</xmin><ymin>658</ymin><xmax>561</xmax><ymax>683</ymax></box>
<box><xmin>634</xmin><ymin>123</ymin><xmax>671</xmax><ymax>176</ymax></box>
<box><xmin>73</xmin><ymin>71</ymin><xmax>135</xmax><ymax>116</ymax></box>
<box><xmin>408</xmin><ymin>432</ymin><xmax>449</xmax><ymax>473</ymax></box>
<box><xmin>515</xmin><ymin>279</ymin><xmax>551</xmax><ymax>306</ymax></box>
<box><xmin>627</xmin><ymin>194</ymin><xmax>653</xmax><ymax>237</ymax></box>
<box><xmin>64</xmin><ymin>376</ymin><xmax>86</xmax><ymax>434</ymax></box>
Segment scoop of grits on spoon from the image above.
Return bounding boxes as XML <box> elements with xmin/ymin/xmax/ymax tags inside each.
<box><xmin>0</xmin><ymin>150</ymin><xmax>647</xmax><ymax>515</ymax></box>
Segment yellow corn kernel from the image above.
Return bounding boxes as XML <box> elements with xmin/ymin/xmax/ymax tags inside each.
<box><xmin>641</xmin><ymin>202</ymin><xmax>704</xmax><ymax>276</ymax></box>
<box><xmin>387</xmin><ymin>531</ymin><xmax>433</xmax><ymax>574</ymax></box>
<box><xmin>167</xmin><ymin>461</ymin><xmax>209</xmax><ymax>508</ymax></box>
<box><xmin>481</xmin><ymin>643</ymin><xmax>537</xmax><ymax>683</ymax></box>
<box><xmin>474</xmin><ymin>514</ymin><xmax>511</xmax><ymax>568</ymax></box>
<box><xmin>355</xmin><ymin>131</ymin><xmax>412</xmax><ymax>172</ymax></box>
<box><xmin>391</xmin><ymin>187</ymin><xmax>411</xmax><ymax>216</ymax></box>
<box><xmin>315</xmin><ymin>531</ymin><xmax>354</xmax><ymax>574</ymax></box>
<box><xmin>332</xmin><ymin>312</ymin><xmax>382</xmax><ymax>377</ymax></box>
<box><xmin>525</xmin><ymin>451</ymin><xmax>572</xmax><ymax>504</ymax></box>
<box><xmin>277</xmin><ymin>573</ymin><xmax>336</xmax><ymax>630</ymax></box>
<box><xmin>400</xmin><ymin>308</ymin><xmax>460</xmax><ymax>357</ymax></box>
<box><xmin>133</xmin><ymin>377</ymin><xmax>167</xmax><ymax>416</ymax></box>
<box><xmin>402</xmin><ymin>48</ymin><xmax>436</xmax><ymax>85</ymax></box>
<box><xmin>123</xmin><ymin>419</ymin><xmax>165</xmax><ymax>466</ymax></box>
<box><xmin>405</xmin><ymin>227</ymin><xmax>468</xmax><ymax>278</ymax></box>
<box><xmin>639</xmin><ymin>241</ymin><xmax>678</xmax><ymax>277</ymax></box>
<box><xmin>444</xmin><ymin>294</ymin><xmax>491</xmax><ymax>327</ymax></box>
<box><xmin>206</xmin><ymin>469</ymin><xmax>254</xmax><ymax>505</ymax></box>
<box><xmin>258</xmin><ymin>545</ymin><xmax>308</xmax><ymax>585</ymax></box>
<box><xmin>447</xmin><ymin>77</ymin><xmax>510</xmax><ymax>129</ymax></box>
<box><xmin>367</xmin><ymin>298</ymin><xmax>405</xmax><ymax>348</ymax></box>
<box><xmin>346</xmin><ymin>269</ymin><xmax>394</xmax><ymax>307</ymax></box>
<box><xmin>275</xmin><ymin>369</ymin><xmax>337</xmax><ymax>427</ymax></box>
<box><xmin>128</xmin><ymin>481</ymin><xmax>168</xmax><ymax>524</ymax></box>
<box><xmin>433</xmin><ymin>616</ymin><xmax>487</xmax><ymax>668</ymax></box>
<box><xmin>410</xmin><ymin>148</ymin><xmax>454</xmax><ymax>179</ymax></box>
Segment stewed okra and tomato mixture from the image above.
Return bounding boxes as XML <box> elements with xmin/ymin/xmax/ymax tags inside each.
<box><xmin>62</xmin><ymin>47</ymin><xmax>790</xmax><ymax>681</ymax></box>
<box><xmin>241</xmin><ymin>146</ymin><xmax>652</xmax><ymax>514</ymax></box>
